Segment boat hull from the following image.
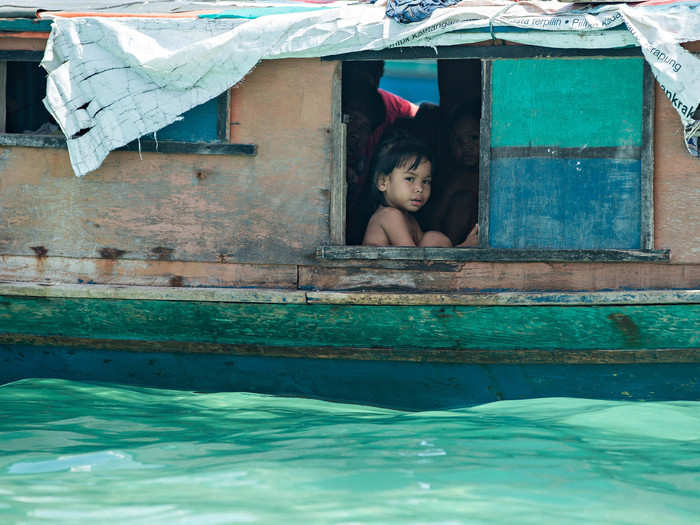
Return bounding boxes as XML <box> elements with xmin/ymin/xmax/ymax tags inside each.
<box><xmin>1</xmin><ymin>285</ymin><xmax>698</xmax><ymax>409</ymax></box>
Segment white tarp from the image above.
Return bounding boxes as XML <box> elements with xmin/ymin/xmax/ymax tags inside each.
<box><xmin>619</xmin><ymin>1</ymin><xmax>700</xmax><ymax>156</ymax></box>
<box><xmin>39</xmin><ymin>1</ymin><xmax>699</xmax><ymax>176</ymax></box>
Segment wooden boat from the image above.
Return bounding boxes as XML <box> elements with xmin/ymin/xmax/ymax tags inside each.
<box><xmin>0</xmin><ymin>3</ymin><xmax>698</xmax><ymax>409</ymax></box>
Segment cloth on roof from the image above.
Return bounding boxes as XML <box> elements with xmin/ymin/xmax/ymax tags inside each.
<box><xmin>36</xmin><ymin>1</ymin><xmax>700</xmax><ymax>176</ymax></box>
<box><xmin>380</xmin><ymin>0</ymin><xmax>460</xmax><ymax>24</ymax></box>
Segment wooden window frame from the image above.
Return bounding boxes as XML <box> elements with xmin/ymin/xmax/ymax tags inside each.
<box><xmin>320</xmin><ymin>45</ymin><xmax>669</xmax><ymax>263</ymax></box>
<box><xmin>0</xmin><ymin>50</ymin><xmax>256</xmax><ymax>157</ymax></box>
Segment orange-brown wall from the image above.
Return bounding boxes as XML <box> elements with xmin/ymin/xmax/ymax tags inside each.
<box><xmin>0</xmin><ymin>45</ymin><xmax>698</xmax><ymax>292</ymax></box>
<box><xmin>0</xmin><ymin>59</ymin><xmax>337</xmax><ymax>291</ymax></box>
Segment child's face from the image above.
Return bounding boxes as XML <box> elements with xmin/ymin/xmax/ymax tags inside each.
<box><xmin>377</xmin><ymin>157</ymin><xmax>432</xmax><ymax>213</ymax></box>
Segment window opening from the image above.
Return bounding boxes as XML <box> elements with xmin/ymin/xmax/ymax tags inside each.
<box><xmin>342</xmin><ymin>59</ymin><xmax>481</xmax><ymax>247</ymax></box>
<box><xmin>3</xmin><ymin>61</ymin><xmax>56</xmax><ymax>135</ymax></box>
<box><xmin>1</xmin><ymin>57</ymin><xmax>242</xmax><ymax>154</ymax></box>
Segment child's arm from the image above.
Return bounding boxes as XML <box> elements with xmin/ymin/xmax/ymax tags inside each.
<box><xmin>379</xmin><ymin>207</ymin><xmax>419</xmax><ymax>246</ymax></box>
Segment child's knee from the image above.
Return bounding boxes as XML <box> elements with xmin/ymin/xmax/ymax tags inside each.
<box><xmin>420</xmin><ymin>231</ymin><xmax>452</xmax><ymax>247</ymax></box>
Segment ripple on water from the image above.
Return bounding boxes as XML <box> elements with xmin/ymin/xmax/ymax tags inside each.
<box><xmin>0</xmin><ymin>379</ymin><xmax>698</xmax><ymax>524</ymax></box>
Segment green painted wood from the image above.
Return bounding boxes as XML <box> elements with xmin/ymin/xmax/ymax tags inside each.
<box><xmin>0</xmin><ymin>296</ymin><xmax>698</xmax><ymax>351</ymax></box>
<box><xmin>491</xmin><ymin>58</ymin><xmax>644</xmax><ymax>148</ymax></box>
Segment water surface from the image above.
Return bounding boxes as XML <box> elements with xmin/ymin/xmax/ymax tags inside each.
<box><xmin>1</xmin><ymin>379</ymin><xmax>698</xmax><ymax>523</ymax></box>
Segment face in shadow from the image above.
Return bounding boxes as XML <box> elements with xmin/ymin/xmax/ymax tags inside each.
<box><xmin>449</xmin><ymin>114</ymin><xmax>480</xmax><ymax>169</ymax></box>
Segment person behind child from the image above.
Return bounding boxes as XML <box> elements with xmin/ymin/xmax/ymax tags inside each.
<box><xmin>363</xmin><ymin>137</ymin><xmax>452</xmax><ymax>247</ymax></box>
<box><xmin>429</xmin><ymin>103</ymin><xmax>481</xmax><ymax>247</ymax></box>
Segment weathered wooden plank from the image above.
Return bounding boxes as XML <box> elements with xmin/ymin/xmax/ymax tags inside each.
<box><xmin>653</xmin><ymin>83</ymin><xmax>700</xmax><ymax>264</ymax></box>
<box><xmin>1</xmin><ymin>334</ymin><xmax>698</xmax><ymax>365</ymax></box>
<box><xmin>316</xmin><ymin>246</ymin><xmax>668</xmax><ymax>262</ymax></box>
<box><xmin>306</xmin><ymin>289</ymin><xmax>700</xmax><ymax>306</ymax></box>
<box><xmin>323</xmin><ymin>46</ymin><xmax>643</xmax><ymax>62</ymax></box>
<box><xmin>641</xmin><ymin>62</ymin><xmax>655</xmax><ymax>250</ymax></box>
<box><xmin>0</xmin><ymin>282</ymin><xmax>306</xmax><ymax>304</ymax></box>
<box><xmin>329</xmin><ymin>60</ymin><xmax>346</xmax><ymax>245</ymax></box>
<box><xmin>491</xmin><ymin>58</ymin><xmax>643</xmax><ymax>148</ymax></box>
<box><xmin>479</xmin><ymin>60</ymin><xmax>491</xmax><ymax>248</ymax></box>
<box><xmin>0</xmin><ymin>255</ymin><xmax>298</xmax><ymax>289</ymax></box>
<box><xmin>0</xmin><ymin>134</ymin><xmax>257</xmax><ymax>155</ymax></box>
<box><xmin>299</xmin><ymin>262</ymin><xmax>700</xmax><ymax>292</ymax></box>
<box><xmin>2</xmin><ymin>281</ymin><xmax>697</xmax><ymax>306</ymax></box>
<box><xmin>0</xmin><ymin>296</ymin><xmax>698</xmax><ymax>351</ymax></box>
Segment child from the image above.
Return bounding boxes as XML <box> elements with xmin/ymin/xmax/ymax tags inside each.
<box><xmin>362</xmin><ymin>138</ymin><xmax>452</xmax><ymax>247</ymax></box>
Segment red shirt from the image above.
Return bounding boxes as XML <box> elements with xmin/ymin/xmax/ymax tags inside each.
<box><xmin>367</xmin><ymin>89</ymin><xmax>419</xmax><ymax>160</ymax></box>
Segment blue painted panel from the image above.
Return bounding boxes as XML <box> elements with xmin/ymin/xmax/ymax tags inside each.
<box><xmin>1</xmin><ymin>345</ymin><xmax>698</xmax><ymax>410</ymax></box>
<box><xmin>153</xmin><ymin>96</ymin><xmax>220</xmax><ymax>142</ymax></box>
<box><xmin>489</xmin><ymin>157</ymin><xmax>641</xmax><ymax>249</ymax></box>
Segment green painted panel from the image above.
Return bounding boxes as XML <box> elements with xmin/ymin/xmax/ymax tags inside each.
<box><xmin>491</xmin><ymin>58</ymin><xmax>643</xmax><ymax>147</ymax></box>
<box><xmin>0</xmin><ymin>296</ymin><xmax>698</xmax><ymax>351</ymax></box>
<box><xmin>0</xmin><ymin>19</ymin><xmax>53</xmax><ymax>32</ymax></box>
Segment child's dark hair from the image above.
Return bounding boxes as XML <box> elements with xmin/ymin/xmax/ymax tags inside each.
<box><xmin>370</xmin><ymin>135</ymin><xmax>433</xmax><ymax>207</ymax></box>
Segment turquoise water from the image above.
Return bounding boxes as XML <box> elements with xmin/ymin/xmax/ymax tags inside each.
<box><xmin>1</xmin><ymin>379</ymin><xmax>699</xmax><ymax>524</ymax></box>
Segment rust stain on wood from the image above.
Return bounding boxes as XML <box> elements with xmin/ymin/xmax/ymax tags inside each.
<box><xmin>30</xmin><ymin>246</ymin><xmax>48</xmax><ymax>258</ymax></box>
<box><xmin>607</xmin><ymin>313</ymin><xmax>642</xmax><ymax>347</ymax></box>
<box><xmin>99</xmin><ymin>247</ymin><xmax>127</xmax><ymax>259</ymax></box>
<box><xmin>169</xmin><ymin>275</ymin><xmax>185</xmax><ymax>287</ymax></box>
<box><xmin>151</xmin><ymin>247</ymin><xmax>174</xmax><ymax>261</ymax></box>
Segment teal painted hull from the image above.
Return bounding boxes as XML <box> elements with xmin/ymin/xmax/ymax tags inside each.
<box><xmin>1</xmin><ymin>286</ymin><xmax>698</xmax><ymax>408</ymax></box>
<box><xmin>2</xmin><ymin>344</ymin><xmax>698</xmax><ymax>410</ymax></box>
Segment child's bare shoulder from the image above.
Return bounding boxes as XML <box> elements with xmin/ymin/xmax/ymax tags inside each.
<box><xmin>374</xmin><ymin>206</ymin><xmax>404</xmax><ymax>220</ymax></box>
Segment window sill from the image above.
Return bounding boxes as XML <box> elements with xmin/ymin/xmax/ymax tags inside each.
<box><xmin>0</xmin><ymin>134</ymin><xmax>257</xmax><ymax>156</ymax></box>
<box><xmin>316</xmin><ymin>246</ymin><xmax>670</xmax><ymax>263</ymax></box>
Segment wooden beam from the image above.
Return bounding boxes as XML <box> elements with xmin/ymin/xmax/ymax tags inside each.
<box><xmin>316</xmin><ymin>246</ymin><xmax>670</xmax><ymax>262</ymax></box>
<box><xmin>641</xmin><ymin>61</ymin><xmax>655</xmax><ymax>250</ymax></box>
<box><xmin>1</xmin><ymin>333</ymin><xmax>698</xmax><ymax>364</ymax></box>
<box><xmin>0</xmin><ymin>281</ymin><xmax>306</xmax><ymax>303</ymax></box>
<box><xmin>0</xmin><ymin>133</ymin><xmax>258</xmax><ymax>155</ymax></box>
<box><xmin>329</xmin><ymin>61</ymin><xmax>346</xmax><ymax>245</ymax></box>
<box><xmin>323</xmin><ymin>46</ymin><xmax>643</xmax><ymax>62</ymax></box>
<box><xmin>479</xmin><ymin>60</ymin><xmax>491</xmax><ymax>248</ymax></box>
<box><xmin>2</xmin><ymin>281</ymin><xmax>698</xmax><ymax>306</ymax></box>
<box><xmin>306</xmin><ymin>289</ymin><xmax>700</xmax><ymax>306</ymax></box>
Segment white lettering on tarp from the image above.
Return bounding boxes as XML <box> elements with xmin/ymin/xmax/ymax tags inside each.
<box><xmin>619</xmin><ymin>3</ymin><xmax>700</xmax><ymax>157</ymax></box>
<box><xmin>660</xmin><ymin>84</ymin><xmax>697</xmax><ymax>119</ymax></box>
<box><xmin>507</xmin><ymin>12</ymin><xmax>623</xmax><ymax>31</ymax></box>
<box><xmin>649</xmin><ymin>46</ymin><xmax>682</xmax><ymax>73</ymax></box>
<box><xmin>388</xmin><ymin>18</ymin><xmax>461</xmax><ymax>48</ymax></box>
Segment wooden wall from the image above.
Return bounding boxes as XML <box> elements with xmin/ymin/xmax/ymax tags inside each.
<box><xmin>0</xmin><ymin>58</ymin><xmax>337</xmax><ymax>289</ymax></box>
<box><xmin>653</xmin><ymin>83</ymin><xmax>700</xmax><ymax>264</ymax></box>
<box><xmin>0</xmin><ymin>37</ymin><xmax>698</xmax><ymax>292</ymax></box>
